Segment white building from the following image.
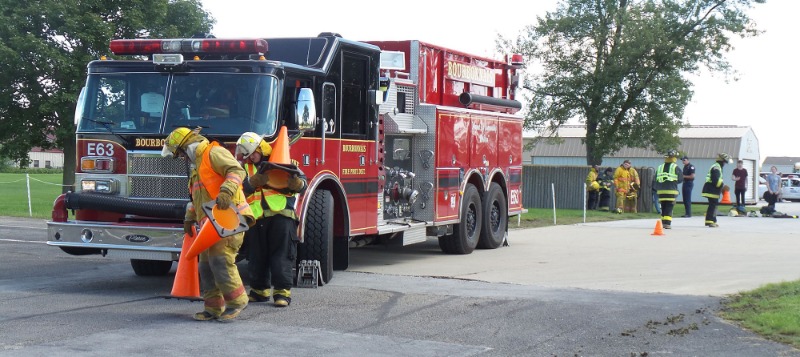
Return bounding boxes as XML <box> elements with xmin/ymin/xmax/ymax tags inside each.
<box><xmin>27</xmin><ymin>147</ymin><xmax>64</xmax><ymax>169</ymax></box>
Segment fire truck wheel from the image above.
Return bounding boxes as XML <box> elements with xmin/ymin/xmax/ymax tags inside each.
<box><xmin>478</xmin><ymin>183</ymin><xmax>507</xmax><ymax>249</ymax></box>
<box><xmin>438</xmin><ymin>184</ymin><xmax>482</xmax><ymax>254</ymax></box>
<box><xmin>297</xmin><ymin>189</ymin><xmax>334</xmax><ymax>284</ymax></box>
<box><xmin>130</xmin><ymin>259</ymin><xmax>173</xmax><ymax>276</ymax></box>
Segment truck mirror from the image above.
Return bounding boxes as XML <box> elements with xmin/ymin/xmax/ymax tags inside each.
<box><xmin>368</xmin><ymin>89</ymin><xmax>382</xmax><ymax>105</ymax></box>
<box><xmin>296</xmin><ymin>88</ymin><xmax>316</xmax><ymax>131</ymax></box>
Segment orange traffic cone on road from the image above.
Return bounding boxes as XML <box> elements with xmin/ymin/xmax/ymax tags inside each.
<box><xmin>651</xmin><ymin>220</ymin><xmax>665</xmax><ymax>236</ymax></box>
<box><xmin>171</xmin><ymin>225</ymin><xmax>200</xmax><ymax>299</ymax></box>
<box><xmin>721</xmin><ymin>190</ymin><xmax>731</xmax><ymax>204</ymax></box>
<box><xmin>184</xmin><ymin>217</ymin><xmax>220</xmax><ymax>260</ymax></box>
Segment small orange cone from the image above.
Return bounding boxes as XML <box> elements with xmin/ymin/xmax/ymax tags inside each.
<box><xmin>651</xmin><ymin>220</ymin><xmax>665</xmax><ymax>236</ymax></box>
<box><xmin>720</xmin><ymin>190</ymin><xmax>731</xmax><ymax>204</ymax></box>
<box><xmin>171</xmin><ymin>225</ymin><xmax>200</xmax><ymax>299</ymax></box>
<box><xmin>184</xmin><ymin>217</ymin><xmax>221</xmax><ymax>260</ymax></box>
<box><xmin>269</xmin><ymin>126</ymin><xmax>292</xmax><ymax>165</ymax></box>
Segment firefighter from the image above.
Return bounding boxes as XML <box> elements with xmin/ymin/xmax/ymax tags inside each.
<box><xmin>246</xmin><ymin>128</ymin><xmax>307</xmax><ymax>307</ymax></box>
<box><xmin>586</xmin><ymin>164</ymin><xmax>600</xmax><ymax>210</ymax></box>
<box><xmin>597</xmin><ymin>167</ymin><xmax>614</xmax><ymax>211</ymax></box>
<box><xmin>613</xmin><ymin>160</ymin><xmax>640</xmax><ymax>213</ymax></box>
<box><xmin>653</xmin><ymin>150</ymin><xmax>683</xmax><ymax>229</ymax></box>
<box><xmin>235</xmin><ymin>132</ymin><xmax>276</xmax><ymax>304</ymax></box>
<box><xmin>161</xmin><ymin>127</ymin><xmax>255</xmax><ymax>322</ymax></box>
<box><xmin>701</xmin><ymin>153</ymin><xmax>732</xmax><ymax>227</ymax></box>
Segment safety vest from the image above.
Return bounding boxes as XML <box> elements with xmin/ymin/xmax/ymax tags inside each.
<box><xmin>243</xmin><ymin>162</ymin><xmax>264</xmax><ymax>218</ymax></box>
<box><xmin>198</xmin><ymin>142</ymin><xmax>225</xmax><ymax>199</ymax></box>
<box><xmin>264</xmin><ymin>188</ymin><xmax>298</xmax><ymax>213</ymax></box>
<box><xmin>656</xmin><ymin>163</ymin><xmax>678</xmax><ymax>183</ymax></box>
<box><xmin>705</xmin><ymin>162</ymin><xmax>722</xmax><ymax>185</ymax></box>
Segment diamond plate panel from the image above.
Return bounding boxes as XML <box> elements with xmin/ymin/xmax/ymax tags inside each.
<box><xmin>411</xmin><ymin>103</ymin><xmax>438</xmax><ymax>222</ymax></box>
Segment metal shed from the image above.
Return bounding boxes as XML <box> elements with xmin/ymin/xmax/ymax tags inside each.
<box><xmin>524</xmin><ymin>125</ymin><xmax>761</xmax><ymax>204</ymax></box>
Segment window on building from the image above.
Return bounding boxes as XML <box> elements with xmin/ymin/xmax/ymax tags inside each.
<box><xmin>45</xmin><ymin>160</ymin><xmax>52</xmax><ymax>168</ymax></box>
<box><xmin>33</xmin><ymin>160</ymin><xmax>39</xmax><ymax>168</ymax></box>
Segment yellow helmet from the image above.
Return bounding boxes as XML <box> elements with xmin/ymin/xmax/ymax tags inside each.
<box><xmin>235</xmin><ymin>132</ymin><xmax>272</xmax><ymax>159</ymax></box>
<box><xmin>161</xmin><ymin>127</ymin><xmax>199</xmax><ymax>158</ymax></box>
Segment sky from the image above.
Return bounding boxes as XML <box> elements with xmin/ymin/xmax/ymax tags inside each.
<box><xmin>200</xmin><ymin>0</ymin><xmax>798</xmax><ymax>160</ymax></box>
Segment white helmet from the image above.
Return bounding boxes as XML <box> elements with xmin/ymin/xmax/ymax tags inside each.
<box><xmin>236</xmin><ymin>132</ymin><xmax>263</xmax><ymax>160</ymax></box>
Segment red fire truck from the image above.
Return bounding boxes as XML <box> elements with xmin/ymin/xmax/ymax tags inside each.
<box><xmin>47</xmin><ymin>33</ymin><xmax>525</xmax><ymax>283</ymax></box>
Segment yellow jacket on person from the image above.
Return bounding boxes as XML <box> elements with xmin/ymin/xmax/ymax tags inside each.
<box><xmin>185</xmin><ymin>140</ymin><xmax>256</xmax><ymax>227</ymax></box>
<box><xmin>614</xmin><ymin>166</ymin><xmax>640</xmax><ymax>194</ymax></box>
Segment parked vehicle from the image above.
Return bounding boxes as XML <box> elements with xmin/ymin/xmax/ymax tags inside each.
<box><xmin>781</xmin><ymin>177</ymin><xmax>800</xmax><ymax>202</ymax></box>
<box><xmin>758</xmin><ymin>176</ymin><xmax>767</xmax><ymax>200</ymax></box>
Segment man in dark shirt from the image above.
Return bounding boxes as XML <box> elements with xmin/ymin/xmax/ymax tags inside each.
<box><xmin>681</xmin><ymin>156</ymin><xmax>695</xmax><ymax>217</ymax></box>
<box><xmin>731</xmin><ymin>160</ymin><xmax>748</xmax><ymax>212</ymax></box>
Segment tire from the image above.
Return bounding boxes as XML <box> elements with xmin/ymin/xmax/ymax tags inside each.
<box><xmin>297</xmin><ymin>189</ymin><xmax>334</xmax><ymax>284</ymax></box>
<box><xmin>438</xmin><ymin>184</ymin><xmax>482</xmax><ymax>254</ymax></box>
<box><xmin>130</xmin><ymin>259</ymin><xmax>173</xmax><ymax>276</ymax></box>
<box><xmin>478</xmin><ymin>183</ymin><xmax>507</xmax><ymax>249</ymax></box>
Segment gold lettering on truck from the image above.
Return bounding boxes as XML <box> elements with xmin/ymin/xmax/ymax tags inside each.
<box><xmin>342</xmin><ymin>168</ymin><xmax>366</xmax><ymax>175</ymax></box>
<box><xmin>342</xmin><ymin>144</ymin><xmax>367</xmax><ymax>153</ymax></box>
<box><xmin>446</xmin><ymin>61</ymin><xmax>495</xmax><ymax>86</ymax></box>
<box><xmin>135</xmin><ymin>138</ymin><xmax>166</xmax><ymax>148</ymax></box>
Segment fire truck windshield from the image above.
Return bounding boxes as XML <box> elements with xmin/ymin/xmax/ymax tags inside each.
<box><xmin>76</xmin><ymin>72</ymin><xmax>279</xmax><ymax>137</ymax></box>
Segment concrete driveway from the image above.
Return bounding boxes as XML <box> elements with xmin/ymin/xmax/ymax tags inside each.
<box><xmin>348</xmin><ymin>202</ymin><xmax>800</xmax><ymax>297</ymax></box>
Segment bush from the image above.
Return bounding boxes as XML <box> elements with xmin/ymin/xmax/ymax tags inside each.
<box><xmin>0</xmin><ymin>166</ymin><xmax>64</xmax><ymax>174</ymax></box>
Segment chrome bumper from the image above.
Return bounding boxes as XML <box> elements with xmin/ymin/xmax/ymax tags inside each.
<box><xmin>47</xmin><ymin>220</ymin><xmax>183</xmax><ymax>261</ymax></box>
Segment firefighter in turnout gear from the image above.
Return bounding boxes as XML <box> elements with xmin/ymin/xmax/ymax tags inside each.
<box><xmin>586</xmin><ymin>165</ymin><xmax>600</xmax><ymax>210</ymax></box>
<box><xmin>597</xmin><ymin>168</ymin><xmax>614</xmax><ymax>211</ymax></box>
<box><xmin>701</xmin><ymin>153</ymin><xmax>732</xmax><ymax>227</ymax></box>
<box><xmin>245</xmin><ymin>126</ymin><xmax>307</xmax><ymax>307</ymax></box>
<box><xmin>162</xmin><ymin>127</ymin><xmax>256</xmax><ymax>322</ymax></box>
<box><xmin>234</xmin><ymin>132</ymin><xmax>278</xmax><ymax>304</ymax></box>
<box><xmin>614</xmin><ymin>160</ymin><xmax>640</xmax><ymax>213</ymax></box>
<box><xmin>653</xmin><ymin>150</ymin><xmax>683</xmax><ymax>229</ymax></box>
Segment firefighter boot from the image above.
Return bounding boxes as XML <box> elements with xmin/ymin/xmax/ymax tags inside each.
<box><xmin>248</xmin><ymin>288</ymin><xmax>271</xmax><ymax>303</ymax></box>
<box><xmin>273</xmin><ymin>289</ymin><xmax>292</xmax><ymax>307</ymax></box>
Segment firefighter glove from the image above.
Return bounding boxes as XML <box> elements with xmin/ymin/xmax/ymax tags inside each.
<box><xmin>249</xmin><ymin>172</ymin><xmax>269</xmax><ymax>188</ymax></box>
<box><xmin>216</xmin><ymin>186</ymin><xmax>234</xmax><ymax>210</ymax></box>
<box><xmin>183</xmin><ymin>220</ymin><xmax>196</xmax><ymax>237</ymax></box>
<box><xmin>288</xmin><ymin>174</ymin><xmax>305</xmax><ymax>192</ymax></box>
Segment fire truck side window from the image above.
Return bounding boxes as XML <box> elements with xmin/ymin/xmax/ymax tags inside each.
<box><xmin>341</xmin><ymin>53</ymin><xmax>368</xmax><ymax>136</ymax></box>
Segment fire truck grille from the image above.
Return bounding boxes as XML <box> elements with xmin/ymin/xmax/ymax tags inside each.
<box><xmin>128</xmin><ymin>153</ymin><xmax>189</xmax><ymax>199</ymax></box>
<box><xmin>397</xmin><ymin>86</ymin><xmax>415</xmax><ymax>115</ymax></box>
<box><xmin>130</xmin><ymin>176</ymin><xmax>188</xmax><ymax>199</ymax></box>
<box><xmin>129</xmin><ymin>155</ymin><xmax>188</xmax><ymax>176</ymax></box>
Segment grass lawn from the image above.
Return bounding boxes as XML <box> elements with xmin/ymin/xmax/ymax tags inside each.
<box><xmin>721</xmin><ymin>281</ymin><xmax>800</xmax><ymax>348</ymax></box>
<box><xmin>0</xmin><ymin>173</ymin><xmax>66</xmax><ymax>219</ymax></box>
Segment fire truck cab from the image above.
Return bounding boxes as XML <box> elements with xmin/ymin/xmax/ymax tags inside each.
<box><xmin>47</xmin><ymin>33</ymin><xmax>525</xmax><ymax>283</ymax></box>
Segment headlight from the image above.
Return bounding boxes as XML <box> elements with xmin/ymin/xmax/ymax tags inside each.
<box><xmin>81</xmin><ymin>179</ymin><xmax>118</xmax><ymax>194</ymax></box>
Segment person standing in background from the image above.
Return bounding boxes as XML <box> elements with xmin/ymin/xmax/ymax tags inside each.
<box><xmin>731</xmin><ymin>160</ymin><xmax>748</xmax><ymax>212</ymax></box>
<box><xmin>680</xmin><ymin>156</ymin><xmax>695</xmax><ymax>217</ymax></box>
<box><xmin>653</xmin><ymin>150</ymin><xmax>683</xmax><ymax>229</ymax></box>
<box><xmin>614</xmin><ymin>160</ymin><xmax>640</xmax><ymax>213</ymax></box>
<box><xmin>598</xmin><ymin>168</ymin><xmax>614</xmax><ymax>211</ymax></box>
<box><xmin>586</xmin><ymin>165</ymin><xmax>600</xmax><ymax>210</ymax></box>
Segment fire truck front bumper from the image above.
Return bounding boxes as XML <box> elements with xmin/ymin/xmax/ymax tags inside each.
<box><xmin>47</xmin><ymin>221</ymin><xmax>183</xmax><ymax>261</ymax></box>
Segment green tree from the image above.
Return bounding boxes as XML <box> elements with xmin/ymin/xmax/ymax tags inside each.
<box><xmin>0</xmin><ymin>0</ymin><xmax>213</xmax><ymax>188</ymax></box>
<box><xmin>503</xmin><ymin>0</ymin><xmax>763</xmax><ymax>165</ymax></box>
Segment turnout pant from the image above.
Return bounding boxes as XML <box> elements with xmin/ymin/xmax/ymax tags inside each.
<box><xmin>198</xmin><ymin>232</ymin><xmax>247</xmax><ymax>316</ymax></box>
<box><xmin>248</xmin><ymin>214</ymin><xmax>298</xmax><ymax>297</ymax></box>
<box><xmin>705</xmin><ymin>197</ymin><xmax>719</xmax><ymax>225</ymax></box>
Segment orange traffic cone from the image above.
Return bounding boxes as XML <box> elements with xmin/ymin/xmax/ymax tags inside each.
<box><xmin>720</xmin><ymin>190</ymin><xmax>731</xmax><ymax>204</ymax></box>
<box><xmin>171</xmin><ymin>225</ymin><xmax>200</xmax><ymax>299</ymax></box>
<box><xmin>651</xmin><ymin>220</ymin><xmax>665</xmax><ymax>236</ymax></box>
<box><xmin>184</xmin><ymin>217</ymin><xmax>220</xmax><ymax>260</ymax></box>
<box><xmin>269</xmin><ymin>125</ymin><xmax>292</xmax><ymax>165</ymax></box>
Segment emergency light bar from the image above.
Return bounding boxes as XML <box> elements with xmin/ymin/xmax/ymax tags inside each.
<box><xmin>109</xmin><ymin>38</ymin><xmax>268</xmax><ymax>56</ymax></box>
